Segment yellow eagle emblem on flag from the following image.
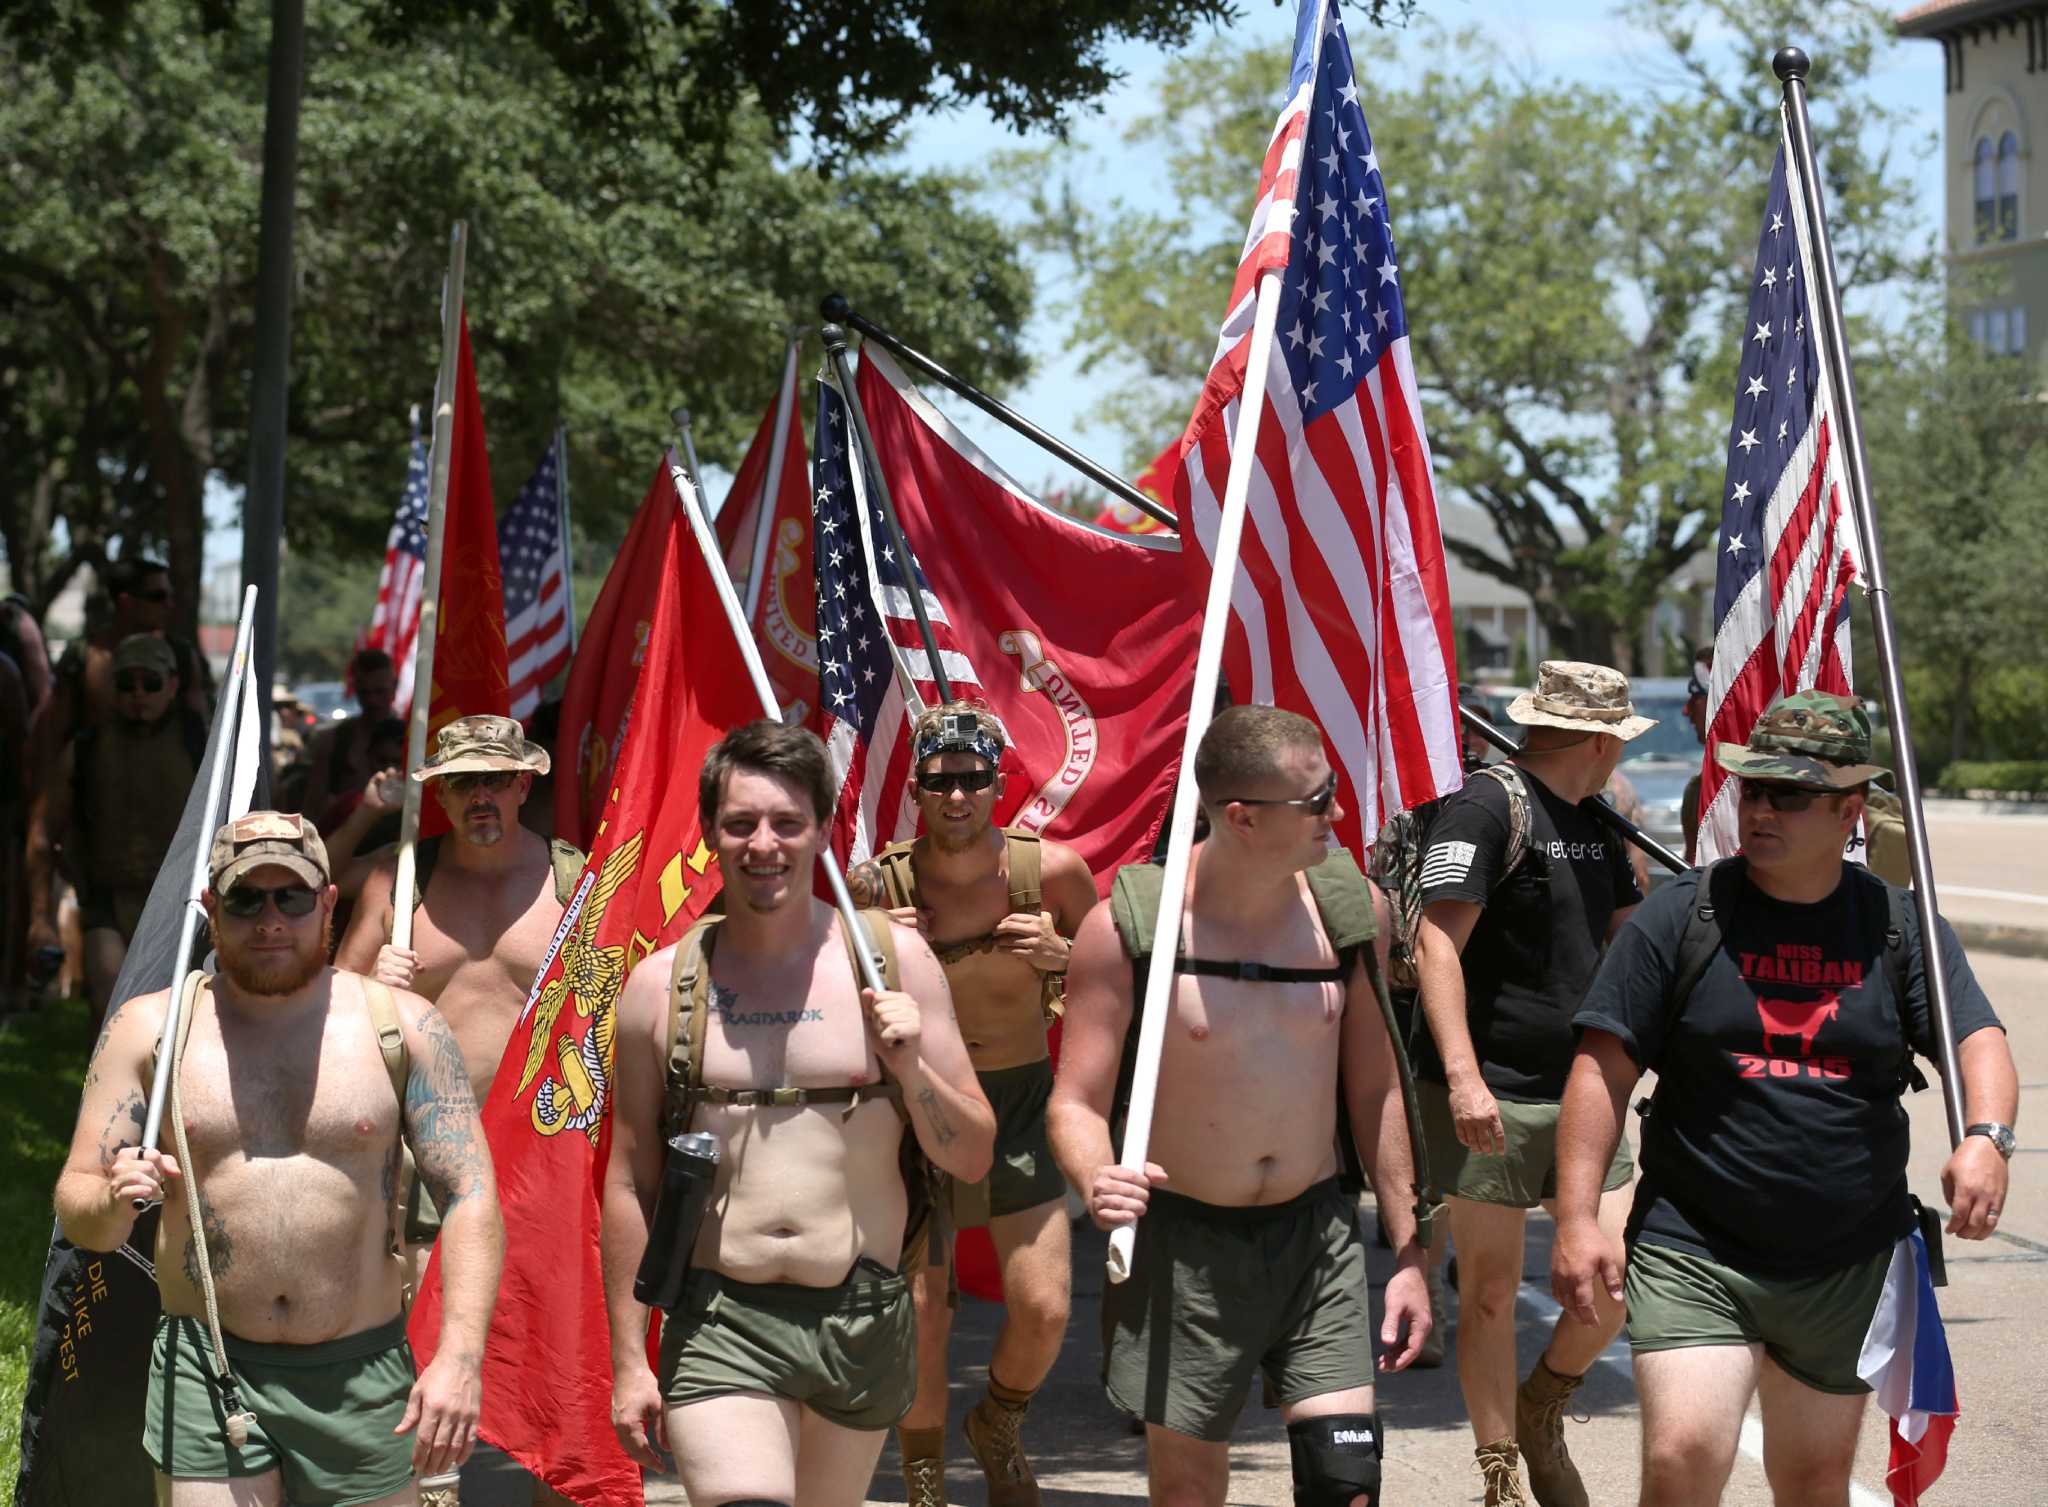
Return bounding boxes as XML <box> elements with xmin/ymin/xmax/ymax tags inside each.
<box><xmin>519</xmin><ymin>834</ymin><xmax>643</xmax><ymax>1144</ymax></box>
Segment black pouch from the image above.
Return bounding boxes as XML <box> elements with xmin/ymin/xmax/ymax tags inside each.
<box><xmin>1912</xmin><ymin>1196</ymin><xmax>1948</xmax><ymax>1288</ymax></box>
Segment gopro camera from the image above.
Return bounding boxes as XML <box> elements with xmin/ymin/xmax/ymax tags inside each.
<box><xmin>940</xmin><ymin>712</ymin><xmax>980</xmax><ymax>747</ymax></box>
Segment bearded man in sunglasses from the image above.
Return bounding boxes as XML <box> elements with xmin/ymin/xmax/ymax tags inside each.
<box><xmin>1553</xmin><ymin>691</ymin><xmax>2015</xmax><ymax>1507</ymax></box>
<box><xmin>26</xmin><ymin>634</ymin><xmax>207</xmax><ymax>1028</ymax></box>
<box><xmin>842</xmin><ymin>703</ymin><xmax>1097</xmax><ymax>1507</ymax></box>
<box><xmin>56</xmin><ymin>811</ymin><xmax>503</xmax><ymax>1503</ymax></box>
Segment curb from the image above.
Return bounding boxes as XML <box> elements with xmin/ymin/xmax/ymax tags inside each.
<box><xmin>1951</xmin><ymin>919</ymin><xmax>2048</xmax><ymax>962</ymax></box>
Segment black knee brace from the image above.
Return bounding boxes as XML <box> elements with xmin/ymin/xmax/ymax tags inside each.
<box><xmin>1288</xmin><ymin>1413</ymin><xmax>1383</xmax><ymax>1507</ymax></box>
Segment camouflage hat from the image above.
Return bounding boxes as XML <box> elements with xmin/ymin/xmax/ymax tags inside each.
<box><xmin>209</xmin><ymin>810</ymin><xmax>330</xmax><ymax>891</ymax></box>
<box><xmin>1506</xmin><ymin>661</ymin><xmax>1656</xmax><ymax>742</ymax></box>
<box><xmin>1712</xmin><ymin>689</ymin><xmax>1888</xmax><ymax>790</ymax></box>
<box><xmin>411</xmin><ymin>713</ymin><xmax>551</xmax><ymax>782</ymax></box>
<box><xmin>111</xmin><ymin>633</ymin><xmax>177</xmax><ymax>677</ymax></box>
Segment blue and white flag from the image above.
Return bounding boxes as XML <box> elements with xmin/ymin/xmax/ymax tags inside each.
<box><xmin>1857</xmin><ymin>1228</ymin><xmax>1958</xmax><ymax>1505</ymax></box>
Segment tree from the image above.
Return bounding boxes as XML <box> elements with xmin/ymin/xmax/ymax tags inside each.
<box><xmin>0</xmin><ymin>1</ymin><xmax>1039</xmax><ymax>633</ymax></box>
<box><xmin>1021</xmin><ymin>0</ymin><xmax>1929</xmax><ymax>669</ymax></box>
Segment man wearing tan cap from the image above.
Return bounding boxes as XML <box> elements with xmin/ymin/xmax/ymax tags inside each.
<box><xmin>25</xmin><ymin>633</ymin><xmax>207</xmax><ymax>1028</ymax></box>
<box><xmin>1411</xmin><ymin>661</ymin><xmax>1651</xmax><ymax>1506</ymax></box>
<box><xmin>55</xmin><ymin>810</ymin><xmax>502</xmax><ymax>1504</ymax></box>
<box><xmin>337</xmin><ymin>714</ymin><xmax>582</xmax><ymax>1507</ymax></box>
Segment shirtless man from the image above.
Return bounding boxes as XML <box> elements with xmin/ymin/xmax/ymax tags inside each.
<box><xmin>300</xmin><ymin>649</ymin><xmax>401</xmax><ymax>822</ymax></box>
<box><xmin>604</xmin><ymin>719</ymin><xmax>996</xmax><ymax>1507</ymax></box>
<box><xmin>845</xmin><ymin>704</ymin><xmax>1096</xmax><ymax>1507</ymax></box>
<box><xmin>337</xmin><ymin>714</ymin><xmax>578</xmax><ymax>1506</ymax></box>
<box><xmin>1050</xmin><ymin>705</ymin><xmax>1431</xmax><ymax>1507</ymax></box>
<box><xmin>55</xmin><ymin>811</ymin><xmax>502</xmax><ymax>1505</ymax></box>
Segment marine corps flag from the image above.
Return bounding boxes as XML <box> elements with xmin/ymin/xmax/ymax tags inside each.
<box><xmin>408</xmin><ymin>484</ymin><xmax>758</xmax><ymax>1506</ymax></box>
<box><xmin>552</xmin><ymin>456</ymin><xmax>683</xmax><ymax>848</ymax></box>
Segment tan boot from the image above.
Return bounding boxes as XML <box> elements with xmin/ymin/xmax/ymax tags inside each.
<box><xmin>963</xmin><ymin>1391</ymin><xmax>1042</xmax><ymax>1507</ymax></box>
<box><xmin>1515</xmin><ymin>1358</ymin><xmax>1589</xmax><ymax>1507</ymax></box>
<box><xmin>1475</xmin><ymin>1440</ymin><xmax>1528</xmax><ymax>1506</ymax></box>
<box><xmin>1412</xmin><ymin>1261</ymin><xmax>1450</xmax><ymax>1369</ymax></box>
<box><xmin>899</xmin><ymin>1426</ymin><xmax>947</xmax><ymax>1507</ymax></box>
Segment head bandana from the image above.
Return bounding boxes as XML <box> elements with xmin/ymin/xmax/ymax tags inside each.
<box><xmin>914</xmin><ymin>711</ymin><xmax>1004</xmax><ymax>771</ymax></box>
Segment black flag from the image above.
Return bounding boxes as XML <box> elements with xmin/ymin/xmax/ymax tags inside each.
<box><xmin>13</xmin><ymin>624</ymin><xmax>261</xmax><ymax>1507</ymax></box>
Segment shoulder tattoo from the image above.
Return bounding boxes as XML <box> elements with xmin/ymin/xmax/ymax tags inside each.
<box><xmin>404</xmin><ymin>1006</ymin><xmax>486</xmax><ymax>1214</ymax></box>
<box><xmin>845</xmin><ymin>860</ymin><xmax>885</xmax><ymax>910</ymax></box>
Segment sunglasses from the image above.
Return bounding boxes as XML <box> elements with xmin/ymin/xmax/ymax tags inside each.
<box><xmin>1226</xmin><ymin>771</ymin><xmax>1340</xmax><ymax>816</ymax></box>
<box><xmin>131</xmin><ymin>587</ymin><xmax>172</xmax><ymax>603</ymax></box>
<box><xmin>219</xmin><ymin>884</ymin><xmax>320</xmax><ymax>919</ymax></box>
<box><xmin>916</xmin><ymin>768</ymin><xmax>997</xmax><ymax>795</ymax></box>
<box><xmin>445</xmin><ymin>771</ymin><xmax>518</xmax><ymax>795</ymax></box>
<box><xmin>115</xmin><ymin>672</ymin><xmax>165</xmax><ymax>694</ymax></box>
<box><xmin>1737</xmin><ymin>778</ymin><xmax>1840</xmax><ymax>813</ymax></box>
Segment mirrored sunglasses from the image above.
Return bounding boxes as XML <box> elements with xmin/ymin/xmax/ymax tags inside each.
<box><xmin>916</xmin><ymin>768</ymin><xmax>998</xmax><ymax>795</ymax></box>
<box><xmin>445</xmin><ymin>771</ymin><xmax>519</xmax><ymax>794</ymax></box>
<box><xmin>220</xmin><ymin>884</ymin><xmax>320</xmax><ymax>919</ymax></box>
<box><xmin>1226</xmin><ymin>771</ymin><xmax>1340</xmax><ymax>816</ymax></box>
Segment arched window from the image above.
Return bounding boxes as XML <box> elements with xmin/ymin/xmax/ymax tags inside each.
<box><xmin>1975</xmin><ymin>136</ymin><xmax>1997</xmax><ymax>243</ymax></box>
<box><xmin>1997</xmin><ymin>132</ymin><xmax>2022</xmax><ymax>241</ymax></box>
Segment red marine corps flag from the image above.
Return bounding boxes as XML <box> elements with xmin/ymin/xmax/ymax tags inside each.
<box><xmin>409</xmin><ymin>488</ymin><xmax>759</xmax><ymax>1506</ymax></box>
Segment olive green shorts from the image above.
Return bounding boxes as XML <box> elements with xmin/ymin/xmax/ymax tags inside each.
<box><xmin>948</xmin><ymin>1059</ymin><xmax>1067</xmax><ymax>1229</ymax></box>
<box><xmin>1101</xmin><ymin>1178</ymin><xmax>1373</xmax><ymax>1443</ymax></box>
<box><xmin>145</xmin><ymin>1313</ymin><xmax>415</xmax><ymax>1506</ymax></box>
<box><xmin>1417</xmin><ymin>1079</ymin><xmax>1634</xmax><ymax>1208</ymax></box>
<box><xmin>659</xmin><ymin>1265</ymin><xmax>916</xmax><ymax>1431</ymax></box>
<box><xmin>1625</xmin><ymin>1238</ymin><xmax>1890</xmax><ymax>1395</ymax></box>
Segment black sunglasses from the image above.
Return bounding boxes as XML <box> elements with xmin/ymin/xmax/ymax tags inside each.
<box><xmin>130</xmin><ymin>587</ymin><xmax>172</xmax><ymax>603</ymax></box>
<box><xmin>219</xmin><ymin>884</ymin><xmax>320</xmax><ymax>919</ymax></box>
<box><xmin>446</xmin><ymin>771</ymin><xmax>518</xmax><ymax>794</ymax></box>
<box><xmin>1225</xmin><ymin>771</ymin><xmax>1340</xmax><ymax>816</ymax></box>
<box><xmin>1738</xmin><ymin>778</ymin><xmax>1839</xmax><ymax>813</ymax></box>
<box><xmin>115</xmin><ymin>672</ymin><xmax>165</xmax><ymax>694</ymax></box>
<box><xmin>916</xmin><ymin>768</ymin><xmax>998</xmax><ymax>795</ymax></box>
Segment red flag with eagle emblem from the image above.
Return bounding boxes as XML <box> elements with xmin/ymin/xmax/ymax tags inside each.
<box><xmin>408</xmin><ymin>481</ymin><xmax>757</xmax><ymax>1505</ymax></box>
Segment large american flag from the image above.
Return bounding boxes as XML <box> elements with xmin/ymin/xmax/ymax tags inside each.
<box><xmin>363</xmin><ymin>417</ymin><xmax>430</xmax><ymax>710</ymax></box>
<box><xmin>499</xmin><ymin>432</ymin><xmax>574</xmax><ymax>720</ymax></box>
<box><xmin>1695</xmin><ymin>130</ymin><xmax>1863</xmax><ymax>864</ymax></box>
<box><xmin>1168</xmin><ymin>0</ymin><xmax>1460</xmax><ymax>853</ymax></box>
<box><xmin>814</xmin><ymin>377</ymin><xmax>992</xmax><ymax>864</ymax></box>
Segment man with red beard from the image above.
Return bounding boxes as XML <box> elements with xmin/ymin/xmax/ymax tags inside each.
<box><xmin>55</xmin><ymin>811</ymin><xmax>503</xmax><ymax>1504</ymax></box>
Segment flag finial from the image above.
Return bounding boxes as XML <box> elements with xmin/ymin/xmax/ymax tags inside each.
<box><xmin>820</xmin><ymin>291</ymin><xmax>852</xmax><ymax>324</ymax></box>
<box><xmin>1773</xmin><ymin>47</ymin><xmax>1811</xmax><ymax>83</ymax></box>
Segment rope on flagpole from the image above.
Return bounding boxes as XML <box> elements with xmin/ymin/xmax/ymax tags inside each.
<box><xmin>744</xmin><ymin>333</ymin><xmax>804</xmax><ymax>624</ymax></box>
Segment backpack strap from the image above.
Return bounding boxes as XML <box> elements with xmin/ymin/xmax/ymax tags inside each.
<box><xmin>1878</xmin><ymin>878</ymin><xmax>1927</xmax><ymax>1094</ymax></box>
<box><xmin>1669</xmin><ymin>858</ymin><xmax>1742</xmax><ymax>1023</ymax></box>
<box><xmin>1003</xmin><ymin>831</ymin><xmax>1043</xmax><ymax>914</ymax></box>
<box><xmin>874</xmin><ymin>844</ymin><xmax>919</xmax><ymax>910</ymax></box>
<box><xmin>359</xmin><ymin>979</ymin><xmax>415</xmax><ymax>1256</ymax></box>
<box><xmin>548</xmin><ymin>839</ymin><xmax>588</xmax><ymax>907</ymax></box>
<box><xmin>1471</xmin><ymin>763</ymin><xmax>1535</xmax><ymax>882</ymax></box>
<box><xmin>396</xmin><ymin>835</ymin><xmax>445</xmax><ymax>915</ymax></box>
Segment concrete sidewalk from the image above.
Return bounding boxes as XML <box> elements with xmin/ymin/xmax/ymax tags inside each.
<box><xmin>1923</xmin><ymin>801</ymin><xmax>2048</xmax><ymax>958</ymax></box>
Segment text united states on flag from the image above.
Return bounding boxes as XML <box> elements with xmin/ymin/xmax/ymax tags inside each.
<box><xmin>363</xmin><ymin>422</ymin><xmax>429</xmax><ymax>710</ymax></box>
<box><xmin>814</xmin><ymin>377</ymin><xmax>996</xmax><ymax>864</ymax></box>
<box><xmin>1695</xmin><ymin>132</ymin><xmax>1864</xmax><ymax>864</ymax></box>
<box><xmin>1167</xmin><ymin>0</ymin><xmax>1460</xmax><ymax>855</ymax></box>
<box><xmin>499</xmin><ymin>434</ymin><xmax>574</xmax><ymax>720</ymax></box>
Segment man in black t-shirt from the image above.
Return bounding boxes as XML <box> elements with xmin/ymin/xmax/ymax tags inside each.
<box><xmin>1553</xmin><ymin>691</ymin><xmax>2017</xmax><ymax>1507</ymax></box>
<box><xmin>1413</xmin><ymin>661</ymin><xmax>1651</xmax><ymax>1506</ymax></box>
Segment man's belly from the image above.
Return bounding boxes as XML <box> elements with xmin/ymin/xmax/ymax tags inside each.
<box><xmin>690</xmin><ymin>1101</ymin><xmax>910</xmax><ymax>1285</ymax></box>
<box><xmin>429</xmin><ymin>960</ymin><xmax>532</xmax><ymax>1102</ymax></box>
<box><xmin>1145</xmin><ymin>1045</ymin><xmax>1343</xmax><ymax>1207</ymax></box>
<box><xmin>155</xmin><ymin>1156</ymin><xmax>402</xmax><ymax>1344</ymax></box>
<box><xmin>941</xmin><ymin>948</ymin><xmax>1051</xmax><ymax>1072</ymax></box>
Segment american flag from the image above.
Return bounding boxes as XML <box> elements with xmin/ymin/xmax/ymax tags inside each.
<box><xmin>499</xmin><ymin>433</ymin><xmax>574</xmax><ymax>720</ymax></box>
<box><xmin>814</xmin><ymin>377</ymin><xmax>992</xmax><ymax>864</ymax></box>
<box><xmin>363</xmin><ymin>417</ymin><xmax>430</xmax><ymax>710</ymax></box>
<box><xmin>1169</xmin><ymin>0</ymin><xmax>1460</xmax><ymax>852</ymax></box>
<box><xmin>1695</xmin><ymin>132</ymin><xmax>1863</xmax><ymax>864</ymax></box>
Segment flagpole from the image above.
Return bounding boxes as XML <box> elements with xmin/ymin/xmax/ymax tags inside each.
<box><xmin>664</xmin><ymin>450</ymin><xmax>890</xmax><ymax>997</ymax></box>
<box><xmin>1457</xmin><ymin>706</ymin><xmax>1685</xmax><ymax>874</ymax></box>
<box><xmin>393</xmin><ymin>221</ymin><xmax>467</xmax><ymax>948</ymax></box>
<box><xmin>1106</xmin><ymin>268</ymin><xmax>1288</xmax><ymax>1284</ymax></box>
<box><xmin>820</xmin><ymin>323</ymin><xmax>955</xmax><ymax>701</ymax></box>
<box><xmin>555</xmin><ymin>421</ymin><xmax>577</xmax><ymax>652</ymax></box>
<box><xmin>141</xmin><ymin>586</ymin><xmax>259</xmax><ymax>1156</ymax></box>
<box><xmin>820</xmin><ymin>294</ymin><xmax>1178</xmax><ymax>531</ymax></box>
<box><xmin>744</xmin><ymin>334</ymin><xmax>803</xmax><ymax>624</ymax></box>
<box><xmin>1776</xmin><ymin>48</ymin><xmax>1965</xmax><ymax>1149</ymax></box>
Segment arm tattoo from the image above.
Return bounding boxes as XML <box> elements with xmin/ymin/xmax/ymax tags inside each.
<box><xmin>97</xmin><ymin>1090</ymin><xmax>146</xmax><ymax>1172</ymax></box>
<box><xmin>405</xmin><ymin>1008</ymin><xmax>486</xmax><ymax>1214</ymax></box>
<box><xmin>914</xmin><ymin>1085</ymin><xmax>958</xmax><ymax>1149</ymax></box>
<box><xmin>845</xmin><ymin>861</ymin><xmax>885</xmax><ymax>909</ymax></box>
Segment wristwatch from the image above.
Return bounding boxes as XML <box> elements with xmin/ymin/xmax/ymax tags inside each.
<box><xmin>1965</xmin><ymin>1122</ymin><xmax>2018</xmax><ymax>1160</ymax></box>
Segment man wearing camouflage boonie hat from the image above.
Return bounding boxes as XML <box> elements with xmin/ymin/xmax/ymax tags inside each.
<box><xmin>1556</xmin><ymin>689</ymin><xmax>2018</xmax><ymax>1507</ymax></box>
<box><xmin>337</xmin><ymin>715</ymin><xmax>581</xmax><ymax>1504</ymax></box>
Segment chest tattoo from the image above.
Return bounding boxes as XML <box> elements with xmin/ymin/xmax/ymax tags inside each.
<box><xmin>709</xmin><ymin>984</ymin><xmax>821</xmax><ymax>1028</ymax></box>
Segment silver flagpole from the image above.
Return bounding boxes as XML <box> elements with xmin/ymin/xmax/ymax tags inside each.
<box><xmin>555</xmin><ymin>421</ymin><xmax>577</xmax><ymax>652</ymax></box>
<box><xmin>1775</xmin><ymin>47</ymin><xmax>1964</xmax><ymax>1148</ymax></box>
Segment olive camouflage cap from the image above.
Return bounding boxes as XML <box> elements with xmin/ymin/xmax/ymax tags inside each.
<box><xmin>1712</xmin><ymin>689</ymin><xmax>1888</xmax><ymax>790</ymax></box>
<box><xmin>209</xmin><ymin>811</ymin><xmax>330</xmax><ymax>891</ymax></box>
<box><xmin>111</xmin><ymin>633</ymin><xmax>177</xmax><ymax>677</ymax></box>
<box><xmin>411</xmin><ymin>713</ymin><xmax>551</xmax><ymax>782</ymax></box>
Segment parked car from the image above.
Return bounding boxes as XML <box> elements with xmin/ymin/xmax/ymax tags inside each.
<box><xmin>293</xmin><ymin>679</ymin><xmax>355</xmax><ymax>723</ymax></box>
<box><xmin>1611</xmin><ymin>677</ymin><xmax>1699</xmax><ymax>864</ymax></box>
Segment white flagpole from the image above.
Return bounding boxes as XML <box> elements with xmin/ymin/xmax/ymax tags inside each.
<box><xmin>1106</xmin><ymin>267</ymin><xmax>1289</xmax><ymax>1284</ymax></box>
<box><xmin>664</xmin><ymin>452</ymin><xmax>889</xmax><ymax>995</ymax></box>
<box><xmin>744</xmin><ymin>335</ymin><xmax>802</xmax><ymax>624</ymax></box>
<box><xmin>555</xmin><ymin>422</ymin><xmax>578</xmax><ymax>652</ymax></box>
<box><xmin>393</xmin><ymin>220</ymin><xmax>467</xmax><ymax>948</ymax></box>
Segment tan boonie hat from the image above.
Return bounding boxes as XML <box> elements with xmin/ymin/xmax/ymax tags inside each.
<box><xmin>1713</xmin><ymin>689</ymin><xmax>1889</xmax><ymax>791</ymax></box>
<box><xmin>411</xmin><ymin>713</ymin><xmax>551</xmax><ymax>782</ymax></box>
<box><xmin>209</xmin><ymin>811</ymin><xmax>330</xmax><ymax>891</ymax></box>
<box><xmin>112</xmin><ymin>633</ymin><xmax>177</xmax><ymax>677</ymax></box>
<box><xmin>1506</xmin><ymin>660</ymin><xmax>1656</xmax><ymax>742</ymax></box>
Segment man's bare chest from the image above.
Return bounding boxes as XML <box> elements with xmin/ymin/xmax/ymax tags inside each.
<box><xmin>914</xmin><ymin>867</ymin><xmax>1014</xmax><ymax>948</ymax></box>
<box><xmin>177</xmin><ymin>1016</ymin><xmax>400</xmax><ymax>1167</ymax></box>
<box><xmin>696</xmin><ymin>952</ymin><xmax>880</xmax><ymax>1091</ymax></box>
<box><xmin>412</xmin><ymin>868</ymin><xmax>560</xmax><ymax>994</ymax></box>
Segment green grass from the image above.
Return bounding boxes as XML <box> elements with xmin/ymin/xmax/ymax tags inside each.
<box><xmin>0</xmin><ymin>996</ymin><xmax>94</xmax><ymax>1487</ymax></box>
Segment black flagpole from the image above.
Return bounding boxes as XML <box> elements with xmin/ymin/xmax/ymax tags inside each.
<box><xmin>820</xmin><ymin>294</ymin><xmax>1178</xmax><ymax>531</ymax></box>
<box><xmin>819</xmin><ymin>322</ymin><xmax>954</xmax><ymax>701</ymax></box>
<box><xmin>1776</xmin><ymin>46</ymin><xmax>1965</xmax><ymax>1147</ymax></box>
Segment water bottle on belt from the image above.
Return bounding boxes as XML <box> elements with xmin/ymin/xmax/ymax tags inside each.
<box><xmin>634</xmin><ymin>1131</ymin><xmax>721</xmax><ymax>1311</ymax></box>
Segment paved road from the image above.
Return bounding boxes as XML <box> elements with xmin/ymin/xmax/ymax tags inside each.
<box><xmin>1923</xmin><ymin>802</ymin><xmax>2048</xmax><ymax>946</ymax></box>
<box><xmin>648</xmin><ymin>944</ymin><xmax>2045</xmax><ymax>1507</ymax></box>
